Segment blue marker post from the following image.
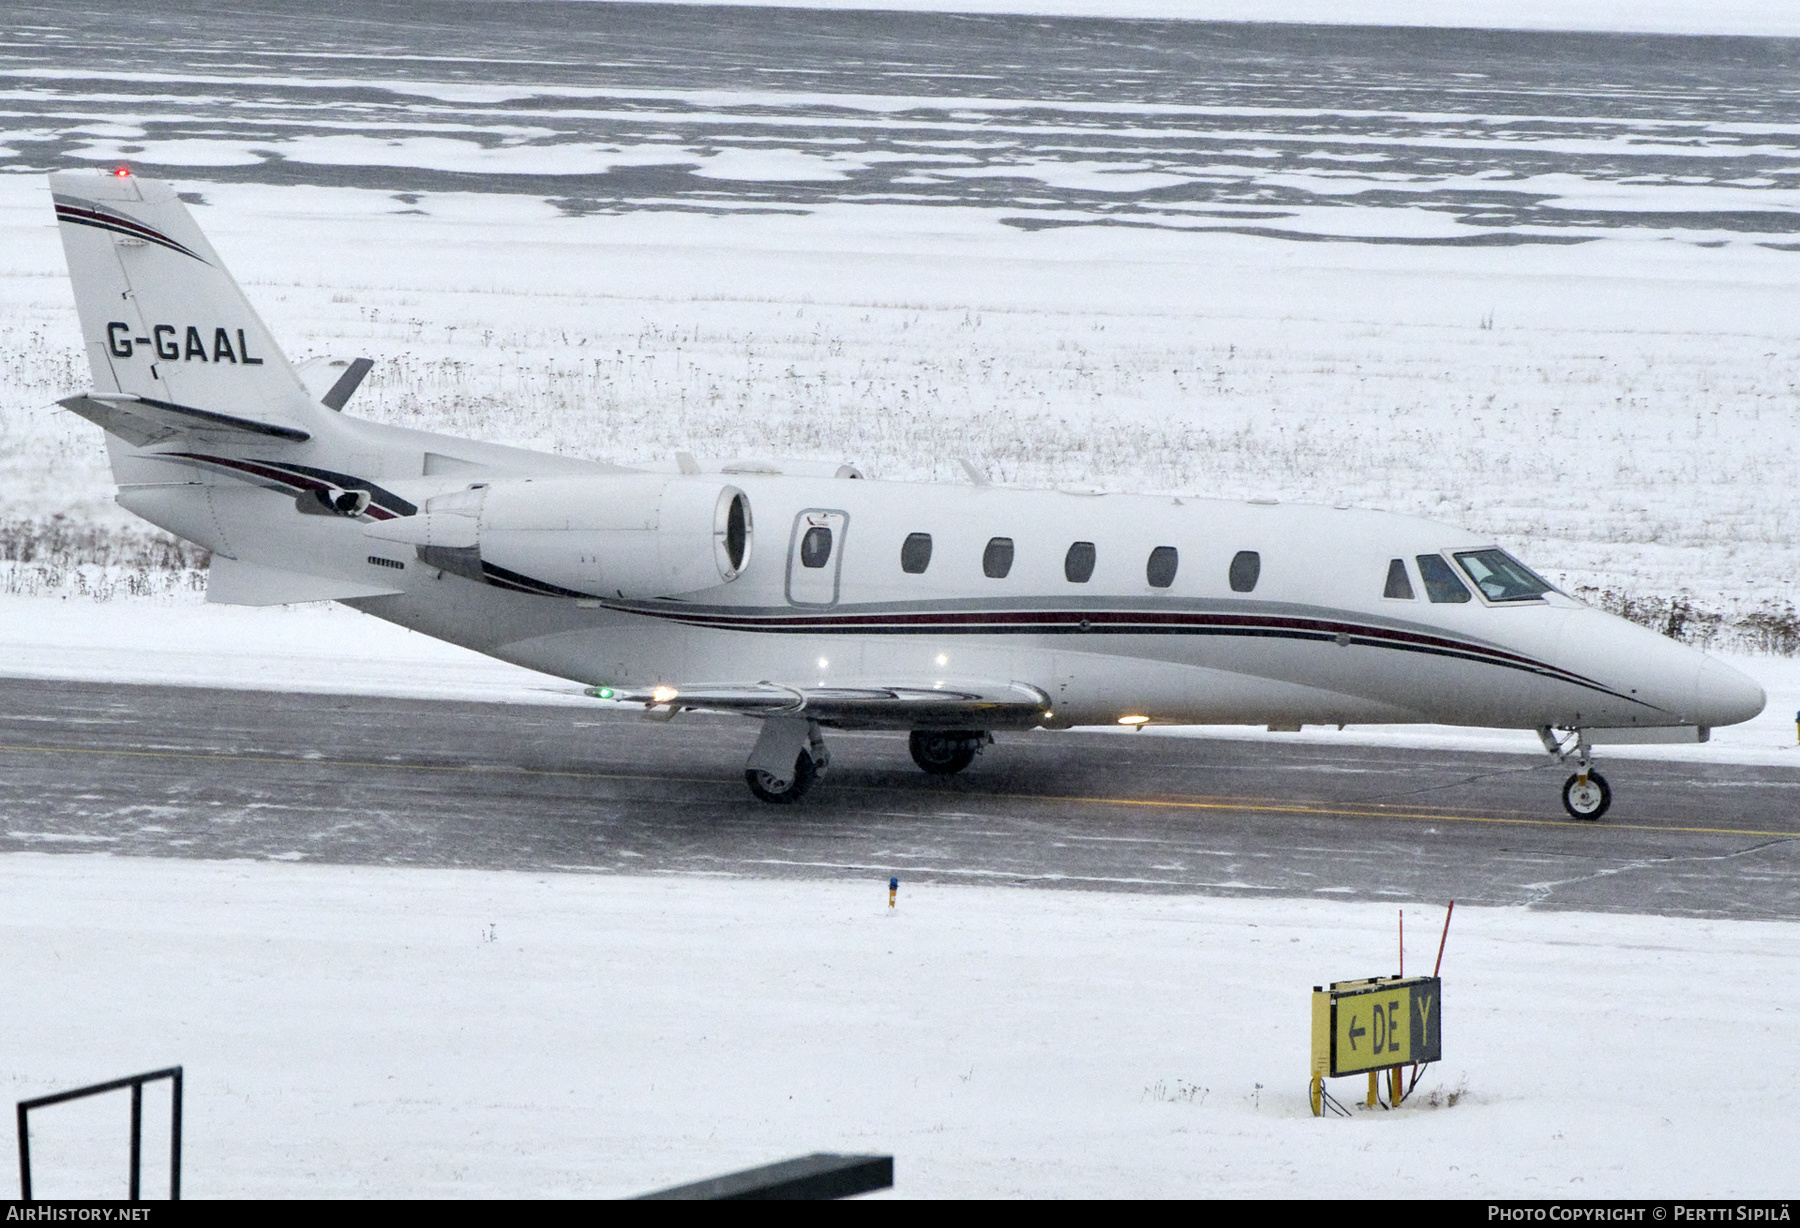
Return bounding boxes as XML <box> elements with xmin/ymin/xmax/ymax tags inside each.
<box><xmin>889</xmin><ymin>876</ymin><xmax>898</xmax><ymax>910</ymax></box>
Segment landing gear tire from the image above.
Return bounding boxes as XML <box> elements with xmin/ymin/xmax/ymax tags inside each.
<box><xmin>746</xmin><ymin>750</ymin><xmax>819</xmax><ymax>804</ymax></box>
<box><xmin>909</xmin><ymin>729</ymin><xmax>989</xmax><ymax>776</ymax></box>
<box><xmin>1561</xmin><ymin>771</ymin><xmax>1611</xmax><ymax>821</ymax></box>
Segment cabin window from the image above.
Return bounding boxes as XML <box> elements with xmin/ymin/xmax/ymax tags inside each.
<box><xmin>983</xmin><ymin>537</ymin><xmax>1014</xmax><ymax>579</ymax></box>
<box><xmin>1064</xmin><ymin>541</ymin><xmax>1096</xmax><ymax>583</ymax></box>
<box><xmin>1383</xmin><ymin>558</ymin><xmax>1416</xmax><ymax>600</ymax></box>
<box><xmin>1416</xmin><ymin>554</ymin><xmax>1472</xmax><ymax>603</ymax></box>
<box><xmin>1455</xmin><ymin>549</ymin><xmax>1552</xmax><ymax>602</ymax></box>
<box><xmin>800</xmin><ymin>525</ymin><xmax>833</xmax><ymax>569</ymax></box>
<box><xmin>1228</xmin><ymin>550</ymin><xmax>1260</xmax><ymax>593</ymax></box>
<box><xmin>1146</xmin><ymin>546</ymin><xmax>1179</xmax><ymax>588</ymax></box>
<box><xmin>900</xmin><ymin>532</ymin><xmax>933</xmax><ymax>574</ymax></box>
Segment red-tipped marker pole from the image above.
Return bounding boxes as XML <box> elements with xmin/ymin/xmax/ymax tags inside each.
<box><xmin>1408</xmin><ymin>901</ymin><xmax>1457</xmax><ymax>1099</ymax></box>
<box><xmin>1433</xmin><ymin>901</ymin><xmax>1455</xmax><ymax>977</ymax></box>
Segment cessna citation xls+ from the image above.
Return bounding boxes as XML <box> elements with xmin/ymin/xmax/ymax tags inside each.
<box><xmin>48</xmin><ymin>170</ymin><xmax>1765</xmax><ymax>818</ymax></box>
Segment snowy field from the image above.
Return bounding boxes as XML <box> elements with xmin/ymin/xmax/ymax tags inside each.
<box><xmin>4</xmin><ymin>854</ymin><xmax>1796</xmax><ymax>1199</ymax></box>
<box><xmin>631</xmin><ymin>2</ymin><xmax>1800</xmax><ymax>39</ymax></box>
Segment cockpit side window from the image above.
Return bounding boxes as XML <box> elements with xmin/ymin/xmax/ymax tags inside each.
<box><xmin>1383</xmin><ymin>558</ymin><xmax>1415</xmax><ymax>600</ymax></box>
<box><xmin>1416</xmin><ymin>554</ymin><xmax>1472</xmax><ymax>603</ymax></box>
<box><xmin>1454</xmin><ymin>549</ymin><xmax>1553</xmax><ymax>602</ymax></box>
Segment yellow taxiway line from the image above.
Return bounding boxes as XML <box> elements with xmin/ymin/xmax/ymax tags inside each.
<box><xmin>1</xmin><ymin>742</ymin><xmax>1795</xmax><ymax>842</ymax></box>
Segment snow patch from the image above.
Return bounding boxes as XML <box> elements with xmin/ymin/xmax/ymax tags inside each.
<box><xmin>2</xmin><ymin>853</ymin><xmax>1794</xmax><ymax>1197</ymax></box>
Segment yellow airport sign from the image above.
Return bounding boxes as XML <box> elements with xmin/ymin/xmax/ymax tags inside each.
<box><xmin>1312</xmin><ymin>975</ymin><xmax>1441</xmax><ymax>1078</ymax></box>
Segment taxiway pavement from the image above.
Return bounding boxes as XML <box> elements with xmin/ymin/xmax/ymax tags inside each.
<box><xmin>3</xmin><ymin>678</ymin><xmax>1798</xmax><ymax>920</ymax></box>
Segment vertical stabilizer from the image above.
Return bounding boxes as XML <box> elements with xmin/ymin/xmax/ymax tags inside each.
<box><xmin>50</xmin><ymin>170</ymin><xmax>321</xmax><ymax>437</ymax></box>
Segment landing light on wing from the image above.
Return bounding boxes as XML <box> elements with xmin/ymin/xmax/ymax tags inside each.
<box><xmin>1119</xmin><ymin>715</ymin><xmax>1151</xmax><ymax>726</ymax></box>
<box><xmin>651</xmin><ymin>685</ymin><xmax>679</xmax><ymax>704</ymax></box>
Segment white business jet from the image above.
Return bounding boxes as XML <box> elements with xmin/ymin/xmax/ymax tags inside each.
<box><xmin>48</xmin><ymin>170</ymin><xmax>1765</xmax><ymax>819</ymax></box>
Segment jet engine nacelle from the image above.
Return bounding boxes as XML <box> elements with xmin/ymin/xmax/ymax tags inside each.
<box><xmin>380</xmin><ymin>474</ymin><xmax>752</xmax><ymax>599</ymax></box>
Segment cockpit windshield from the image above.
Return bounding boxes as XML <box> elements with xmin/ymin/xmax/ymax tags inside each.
<box><xmin>1453</xmin><ymin>549</ymin><xmax>1554</xmax><ymax>603</ymax></box>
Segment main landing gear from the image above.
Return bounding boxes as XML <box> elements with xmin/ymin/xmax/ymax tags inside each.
<box><xmin>741</xmin><ymin>722</ymin><xmax>996</xmax><ymax>802</ymax></box>
<box><xmin>908</xmin><ymin>729</ymin><xmax>993</xmax><ymax>776</ymax></box>
<box><xmin>1538</xmin><ymin>727</ymin><xmax>1611</xmax><ymax>821</ymax></box>
<box><xmin>744</xmin><ymin>716</ymin><xmax>831</xmax><ymax>804</ymax></box>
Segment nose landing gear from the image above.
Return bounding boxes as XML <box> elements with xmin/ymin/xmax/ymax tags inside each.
<box><xmin>1561</xmin><ymin>770</ymin><xmax>1612</xmax><ymax>821</ymax></box>
<box><xmin>1539</xmin><ymin>727</ymin><xmax>1612</xmax><ymax>821</ymax></box>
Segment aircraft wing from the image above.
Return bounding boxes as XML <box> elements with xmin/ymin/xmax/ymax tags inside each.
<box><xmin>592</xmin><ymin>679</ymin><xmax>1052</xmax><ymax>728</ymax></box>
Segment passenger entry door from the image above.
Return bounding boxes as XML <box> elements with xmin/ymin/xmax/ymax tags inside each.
<box><xmin>786</xmin><ymin>509</ymin><xmax>848</xmax><ymax>606</ymax></box>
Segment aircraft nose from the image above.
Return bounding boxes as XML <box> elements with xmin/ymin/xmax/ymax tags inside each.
<box><xmin>1694</xmin><ymin>656</ymin><xmax>1766</xmax><ymax>728</ymax></box>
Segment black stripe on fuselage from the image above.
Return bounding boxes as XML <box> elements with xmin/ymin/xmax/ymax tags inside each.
<box><xmin>271</xmin><ymin>462</ymin><xmax>417</xmax><ymax>517</ymax></box>
<box><xmin>479</xmin><ymin>560</ymin><xmax>588</xmax><ymax>599</ymax></box>
<box><xmin>600</xmin><ymin>601</ymin><xmax>1656</xmax><ymax>709</ymax></box>
<box><xmin>161</xmin><ymin>453</ymin><xmax>417</xmax><ymax>519</ymax></box>
<box><xmin>54</xmin><ymin>204</ymin><xmax>207</xmax><ymax>264</ymax></box>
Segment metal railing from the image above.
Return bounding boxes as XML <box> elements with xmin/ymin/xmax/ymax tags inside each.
<box><xmin>17</xmin><ymin>1067</ymin><xmax>183</xmax><ymax>1201</ymax></box>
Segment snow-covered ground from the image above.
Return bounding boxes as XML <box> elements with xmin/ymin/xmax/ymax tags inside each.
<box><xmin>0</xmin><ymin>595</ymin><xmax>589</xmax><ymax>708</ymax></box>
<box><xmin>4</xmin><ymin>854</ymin><xmax>1794</xmax><ymax>1198</ymax></box>
<box><xmin>629</xmin><ymin>2</ymin><xmax>1800</xmax><ymax>39</ymax></box>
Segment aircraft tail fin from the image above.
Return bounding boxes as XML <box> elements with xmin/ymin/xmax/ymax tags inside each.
<box><xmin>50</xmin><ymin>169</ymin><xmax>324</xmax><ymax>441</ymax></box>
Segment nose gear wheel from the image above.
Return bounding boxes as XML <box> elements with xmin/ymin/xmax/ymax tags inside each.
<box><xmin>1561</xmin><ymin>771</ymin><xmax>1611</xmax><ymax>821</ymax></box>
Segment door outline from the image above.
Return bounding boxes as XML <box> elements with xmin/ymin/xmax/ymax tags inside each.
<box><xmin>786</xmin><ymin>509</ymin><xmax>849</xmax><ymax>607</ymax></box>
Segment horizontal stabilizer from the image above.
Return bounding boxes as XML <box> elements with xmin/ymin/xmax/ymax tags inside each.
<box><xmin>591</xmin><ymin>679</ymin><xmax>1051</xmax><ymax>728</ymax></box>
<box><xmin>206</xmin><ymin>556</ymin><xmax>403</xmax><ymax>607</ymax></box>
<box><xmin>61</xmin><ymin>393</ymin><xmax>309</xmax><ymax>444</ymax></box>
